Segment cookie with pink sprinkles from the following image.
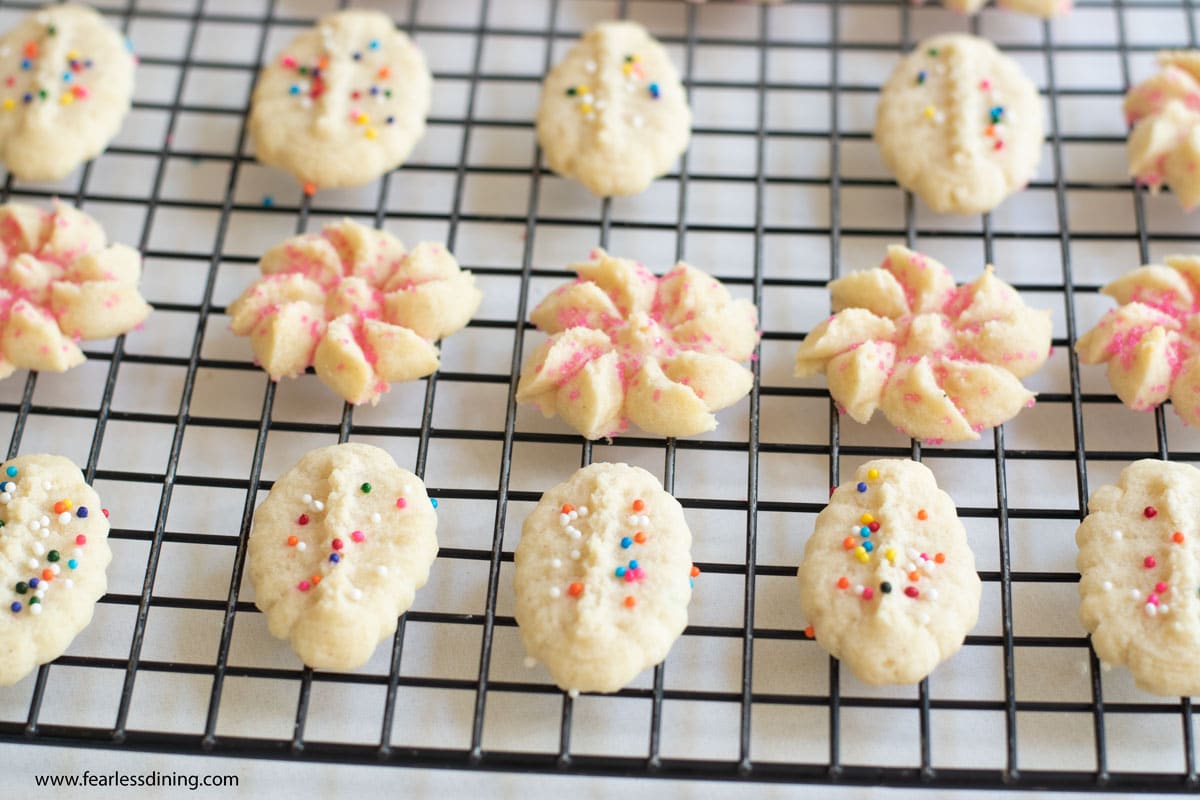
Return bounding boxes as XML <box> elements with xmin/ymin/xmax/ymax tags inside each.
<box><xmin>1124</xmin><ymin>51</ymin><xmax>1200</xmax><ymax>210</ymax></box>
<box><xmin>246</xmin><ymin>443</ymin><xmax>438</xmax><ymax>671</ymax></box>
<box><xmin>798</xmin><ymin>459</ymin><xmax>980</xmax><ymax>685</ymax></box>
<box><xmin>1075</xmin><ymin>255</ymin><xmax>1200</xmax><ymax>423</ymax></box>
<box><xmin>794</xmin><ymin>245</ymin><xmax>1052</xmax><ymax>443</ymax></box>
<box><xmin>1077</xmin><ymin>459</ymin><xmax>1200</xmax><ymax>696</ymax></box>
<box><xmin>228</xmin><ymin>219</ymin><xmax>481</xmax><ymax>405</ymax></box>
<box><xmin>0</xmin><ymin>200</ymin><xmax>151</xmax><ymax>379</ymax></box>
<box><xmin>516</xmin><ymin>249</ymin><xmax>759</xmax><ymax>439</ymax></box>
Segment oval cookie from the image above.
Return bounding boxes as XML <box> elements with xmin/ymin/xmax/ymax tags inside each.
<box><xmin>874</xmin><ymin>34</ymin><xmax>1043</xmax><ymax>215</ymax></box>
<box><xmin>1077</xmin><ymin>459</ymin><xmax>1200</xmax><ymax>696</ymax></box>
<box><xmin>247</xmin><ymin>443</ymin><xmax>437</xmax><ymax>671</ymax></box>
<box><xmin>249</xmin><ymin>10</ymin><xmax>431</xmax><ymax>190</ymax></box>
<box><xmin>515</xmin><ymin>463</ymin><xmax>695</xmax><ymax>694</ymax></box>
<box><xmin>0</xmin><ymin>4</ymin><xmax>136</xmax><ymax>181</ymax></box>
<box><xmin>798</xmin><ymin>459</ymin><xmax>981</xmax><ymax>685</ymax></box>
<box><xmin>1</xmin><ymin>454</ymin><xmax>112</xmax><ymax>686</ymax></box>
<box><xmin>536</xmin><ymin>21</ymin><xmax>690</xmax><ymax>197</ymax></box>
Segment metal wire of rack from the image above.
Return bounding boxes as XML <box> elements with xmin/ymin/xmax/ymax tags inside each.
<box><xmin>0</xmin><ymin>0</ymin><xmax>1198</xmax><ymax>792</ymax></box>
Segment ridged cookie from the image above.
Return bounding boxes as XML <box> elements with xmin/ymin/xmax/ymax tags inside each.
<box><xmin>515</xmin><ymin>463</ymin><xmax>697</xmax><ymax>694</ymax></box>
<box><xmin>247</xmin><ymin>443</ymin><xmax>438</xmax><ymax>671</ymax></box>
<box><xmin>1077</xmin><ymin>459</ymin><xmax>1200</xmax><ymax>696</ymax></box>
<box><xmin>875</xmin><ymin>34</ymin><xmax>1043</xmax><ymax>215</ymax></box>
<box><xmin>1075</xmin><ymin>255</ymin><xmax>1200</xmax><ymax>423</ymax></box>
<box><xmin>517</xmin><ymin>249</ymin><xmax>758</xmax><ymax>439</ymax></box>
<box><xmin>798</xmin><ymin>459</ymin><xmax>980</xmax><ymax>685</ymax></box>
<box><xmin>536</xmin><ymin>21</ymin><xmax>690</xmax><ymax>197</ymax></box>
<box><xmin>1124</xmin><ymin>51</ymin><xmax>1200</xmax><ymax>211</ymax></box>
<box><xmin>794</xmin><ymin>245</ymin><xmax>1052</xmax><ymax>443</ymax></box>
<box><xmin>0</xmin><ymin>454</ymin><xmax>112</xmax><ymax>686</ymax></box>
<box><xmin>0</xmin><ymin>4</ymin><xmax>136</xmax><ymax>181</ymax></box>
<box><xmin>249</xmin><ymin>10</ymin><xmax>431</xmax><ymax>190</ymax></box>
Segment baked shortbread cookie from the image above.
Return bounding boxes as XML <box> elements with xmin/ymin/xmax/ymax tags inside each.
<box><xmin>515</xmin><ymin>462</ymin><xmax>696</xmax><ymax>694</ymax></box>
<box><xmin>926</xmin><ymin>0</ymin><xmax>1070</xmax><ymax>17</ymax></box>
<box><xmin>536</xmin><ymin>21</ymin><xmax>690</xmax><ymax>197</ymax></box>
<box><xmin>1075</xmin><ymin>255</ymin><xmax>1200</xmax><ymax>424</ymax></box>
<box><xmin>875</xmin><ymin>34</ymin><xmax>1044</xmax><ymax>215</ymax></box>
<box><xmin>1124</xmin><ymin>51</ymin><xmax>1200</xmax><ymax>210</ymax></box>
<box><xmin>247</xmin><ymin>443</ymin><xmax>438</xmax><ymax>671</ymax></box>
<box><xmin>798</xmin><ymin>459</ymin><xmax>980</xmax><ymax>685</ymax></box>
<box><xmin>0</xmin><ymin>200</ymin><xmax>151</xmax><ymax>379</ymax></box>
<box><xmin>0</xmin><ymin>4</ymin><xmax>136</xmax><ymax>181</ymax></box>
<box><xmin>249</xmin><ymin>10</ymin><xmax>431</xmax><ymax>190</ymax></box>
<box><xmin>795</xmin><ymin>245</ymin><xmax>1051</xmax><ymax>443</ymax></box>
<box><xmin>1077</xmin><ymin>459</ymin><xmax>1200</xmax><ymax>696</ymax></box>
<box><xmin>516</xmin><ymin>248</ymin><xmax>759</xmax><ymax>439</ymax></box>
<box><xmin>1</xmin><ymin>454</ymin><xmax>112</xmax><ymax>686</ymax></box>
<box><xmin>228</xmin><ymin>219</ymin><xmax>481</xmax><ymax>405</ymax></box>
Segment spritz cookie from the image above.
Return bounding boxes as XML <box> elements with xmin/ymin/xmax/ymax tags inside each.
<box><xmin>228</xmin><ymin>219</ymin><xmax>481</xmax><ymax>405</ymax></box>
<box><xmin>249</xmin><ymin>10</ymin><xmax>431</xmax><ymax>191</ymax></box>
<box><xmin>0</xmin><ymin>454</ymin><xmax>112</xmax><ymax>686</ymax></box>
<box><xmin>875</xmin><ymin>34</ymin><xmax>1044</xmax><ymax>215</ymax></box>
<box><xmin>930</xmin><ymin>0</ymin><xmax>1070</xmax><ymax>17</ymax></box>
<box><xmin>0</xmin><ymin>200</ymin><xmax>151</xmax><ymax>379</ymax></box>
<box><xmin>1124</xmin><ymin>51</ymin><xmax>1200</xmax><ymax>211</ymax></box>
<box><xmin>516</xmin><ymin>248</ymin><xmax>759</xmax><ymax>439</ymax></box>
<box><xmin>536</xmin><ymin>21</ymin><xmax>690</xmax><ymax>197</ymax></box>
<box><xmin>1075</xmin><ymin>255</ymin><xmax>1200</xmax><ymax>424</ymax></box>
<box><xmin>0</xmin><ymin>4</ymin><xmax>136</xmax><ymax>182</ymax></box>
<box><xmin>1077</xmin><ymin>459</ymin><xmax>1200</xmax><ymax>696</ymax></box>
<box><xmin>794</xmin><ymin>245</ymin><xmax>1051</xmax><ymax>443</ymax></box>
<box><xmin>798</xmin><ymin>459</ymin><xmax>980</xmax><ymax>685</ymax></box>
<box><xmin>247</xmin><ymin>443</ymin><xmax>438</xmax><ymax>671</ymax></box>
<box><xmin>515</xmin><ymin>463</ymin><xmax>697</xmax><ymax>695</ymax></box>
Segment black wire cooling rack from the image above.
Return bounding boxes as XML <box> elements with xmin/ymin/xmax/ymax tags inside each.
<box><xmin>1</xmin><ymin>0</ymin><xmax>1199</xmax><ymax>792</ymax></box>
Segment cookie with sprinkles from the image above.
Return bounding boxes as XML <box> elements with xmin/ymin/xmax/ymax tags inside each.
<box><xmin>0</xmin><ymin>4</ymin><xmax>135</xmax><ymax>182</ymax></box>
<box><xmin>1077</xmin><ymin>460</ymin><xmax>1200</xmax><ymax>696</ymax></box>
<box><xmin>794</xmin><ymin>245</ymin><xmax>1052</xmax><ymax>443</ymax></box>
<box><xmin>246</xmin><ymin>443</ymin><xmax>437</xmax><ymax>671</ymax></box>
<box><xmin>1075</xmin><ymin>255</ymin><xmax>1200</xmax><ymax>424</ymax></box>
<box><xmin>874</xmin><ymin>34</ymin><xmax>1044</xmax><ymax>215</ymax></box>
<box><xmin>925</xmin><ymin>0</ymin><xmax>1071</xmax><ymax>18</ymax></box>
<box><xmin>1124</xmin><ymin>51</ymin><xmax>1200</xmax><ymax>211</ymax></box>
<box><xmin>248</xmin><ymin>10</ymin><xmax>431</xmax><ymax>191</ymax></box>
<box><xmin>515</xmin><ymin>463</ymin><xmax>695</xmax><ymax>695</ymax></box>
<box><xmin>227</xmin><ymin>218</ymin><xmax>481</xmax><ymax>405</ymax></box>
<box><xmin>0</xmin><ymin>200</ymin><xmax>152</xmax><ymax>379</ymax></box>
<box><xmin>797</xmin><ymin>459</ymin><xmax>980</xmax><ymax>685</ymax></box>
<box><xmin>0</xmin><ymin>454</ymin><xmax>112</xmax><ymax>686</ymax></box>
<box><xmin>536</xmin><ymin>21</ymin><xmax>691</xmax><ymax>197</ymax></box>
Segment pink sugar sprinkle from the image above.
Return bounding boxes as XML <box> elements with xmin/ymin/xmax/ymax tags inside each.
<box><xmin>1155</xmin><ymin>581</ymin><xmax>1168</xmax><ymax>593</ymax></box>
<box><xmin>351</xmin><ymin>530</ymin><xmax>365</xmax><ymax>543</ymax></box>
<box><xmin>396</xmin><ymin>497</ymin><xmax>407</xmax><ymax>509</ymax></box>
<box><xmin>298</xmin><ymin>581</ymin><xmax>311</xmax><ymax>591</ymax></box>
<box><xmin>862</xmin><ymin>588</ymin><xmax>874</xmax><ymax>600</ymax></box>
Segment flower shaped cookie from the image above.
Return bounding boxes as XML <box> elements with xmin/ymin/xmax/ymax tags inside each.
<box><xmin>1124</xmin><ymin>51</ymin><xmax>1200</xmax><ymax>210</ymax></box>
<box><xmin>924</xmin><ymin>0</ymin><xmax>1070</xmax><ymax>17</ymax></box>
<box><xmin>516</xmin><ymin>249</ymin><xmax>759</xmax><ymax>439</ymax></box>
<box><xmin>0</xmin><ymin>201</ymin><xmax>151</xmax><ymax>378</ymax></box>
<box><xmin>228</xmin><ymin>220</ymin><xmax>481</xmax><ymax>405</ymax></box>
<box><xmin>1075</xmin><ymin>255</ymin><xmax>1200</xmax><ymax>424</ymax></box>
<box><xmin>794</xmin><ymin>245</ymin><xmax>1052</xmax><ymax>443</ymax></box>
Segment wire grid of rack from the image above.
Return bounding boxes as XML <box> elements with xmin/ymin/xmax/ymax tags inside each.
<box><xmin>1</xmin><ymin>0</ymin><xmax>1199</xmax><ymax>792</ymax></box>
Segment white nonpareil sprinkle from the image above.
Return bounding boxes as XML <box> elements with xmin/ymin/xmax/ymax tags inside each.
<box><xmin>577</xmin><ymin>506</ymin><xmax>588</xmax><ymax>516</ymax></box>
<box><xmin>371</xmin><ymin>512</ymin><xmax>382</xmax><ymax>524</ymax></box>
<box><xmin>32</xmin><ymin>542</ymin><xmax>44</xmax><ymax>556</ymax></box>
<box><xmin>919</xmin><ymin>613</ymin><xmax>930</xmax><ymax>625</ymax></box>
<box><xmin>26</xmin><ymin>558</ymin><xmax>37</xmax><ymax>569</ymax></box>
<box><xmin>0</xmin><ymin>493</ymin><xmax>11</xmax><ymax>505</ymax></box>
<box><xmin>64</xmin><ymin>579</ymin><xmax>73</xmax><ymax>589</ymax></box>
<box><xmin>296</xmin><ymin>542</ymin><xmax>307</xmax><ymax>552</ymax></box>
<box><xmin>559</xmin><ymin>514</ymin><xmax>570</xmax><ymax>526</ymax></box>
<box><xmin>584</xmin><ymin>60</ymin><xmax>596</xmax><ymax>73</ymax></box>
<box><xmin>30</xmin><ymin>604</ymin><xmax>42</xmax><ymax>615</ymax></box>
<box><xmin>1145</xmin><ymin>603</ymin><xmax>1157</xmax><ymax>617</ymax></box>
<box><xmin>1160</xmin><ymin>604</ymin><xmax>1170</xmax><ymax>615</ymax></box>
<box><xmin>58</xmin><ymin>512</ymin><xmax>71</xmax><ymax>526</ymax></box>
<box><xmin>1112</xmin><ymin>530</ymin><xmax>1123</xmax><ymax>540</ymax></box>
<box><xmin>1131</xmin><ymin>588</ymin><xmax>1141</xmax><ymax>600</ymax></box>
<box><xmin>568</xmin><ymin>689</ymin><xmax>580</xmax><ymax>699</ymax></box>
<box><xmin>376</xmin><ymin>565</ymin><xmax>388</xmax><ymax>576</ymax></box>
<box><xmin>551</xmin><ymin>559</ymin><xmax>562</xmax><ymax>569</ymax></box>
<box><xmin>351</xmin><ymin>588</ymin><xmax>363</xmax><ymax>601</ymax></box>
<box><xmin>302</xmin><ymin>494</ymin><xmax>313</xmax><ymax>504</ymax></box>
<box><xmin>549</xmin><ymin>587</ymin><xmax>561</xmax><ymax>598</ymax></box>
<box><xmin>1102</xmin><ymin>581</ymin><xmax>1113</xmax><ymax>591</ymax></box>
<box><xmin>570</xmin><ymin>550</ymin><xmax>581</xmax><ymax>560</ymax></box>
<box><xmin>927</xmin><ymin>588</ymin><xmax>939</xmax><ymax>602</ymax></box>
<box><xmin>313</xmin><ymin>500</ymin><xmax>324</xmax><ymax>512</ymax></box>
